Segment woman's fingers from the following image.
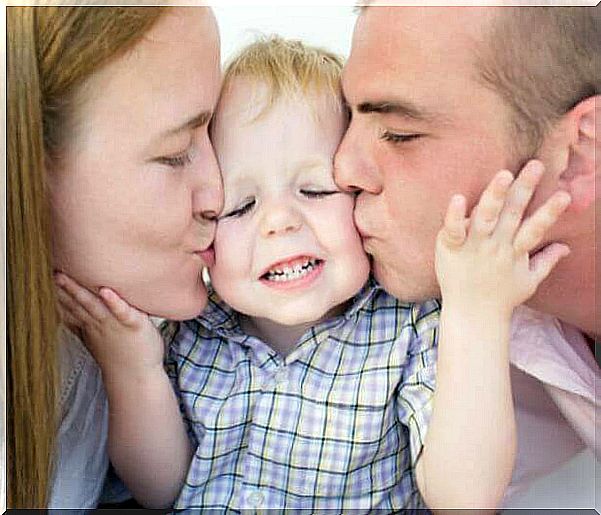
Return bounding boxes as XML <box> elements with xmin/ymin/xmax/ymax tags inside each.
<box><xmin>439</xmin><ymin>194</ymin><xmax>468</xmax><ymax>247</ymax></box>
<box><xmin>493</xmin><ymin>160</ymin><xmax>544</xmax><ymax>242</ymax></box>
<box><xmin>55</xmin><ymin>273</ymin><xmax>110</xmax><ymax>322</ymax></box>
<box><xmin>514</xmin><ymin>190</ymin><xmax>572</xmax><ymax>255</ymax></box>
<box><xmin>468</xmin><ymin>170</ymin><xmax>514</xmax><ymax>240</ymax></box>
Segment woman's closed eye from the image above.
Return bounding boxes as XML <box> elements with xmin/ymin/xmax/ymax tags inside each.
<box><xmin>221</xmin><ymin>198</ymin><xmax>256</xmax><ymax>219</ymax></box>
<box><xmin>155</xmin><ymin>151</ymin><xmax>192</xmax><ymax>169</ymax></box>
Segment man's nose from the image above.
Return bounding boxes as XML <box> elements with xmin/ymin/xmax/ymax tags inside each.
<box><xmin>193</xmin><ymin>138</ymin><xmax>224</xmax><ymax>222</ymax></box>
<box><xmin>260</xmin><ymin>199</ymin><xmax>303</xmax><ymax>238</ymax></box>
<box><xmin>334</xmin><ymin>124</ymin><xmax>381</xmax><ymax>195</ymax></box>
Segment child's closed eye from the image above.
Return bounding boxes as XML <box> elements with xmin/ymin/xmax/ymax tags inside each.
<box><xmin>300</xmin><ymin>189</ymin><xmax>339</xmax><ymax>199</ymax></box>
<box><xmin>220</xmin><ymin>198</ymin><xmax>256</xmax><ymax>219</ymax></box>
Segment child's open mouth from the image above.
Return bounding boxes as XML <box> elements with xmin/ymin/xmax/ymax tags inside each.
<box><xmin>260</xmin><ymin>256</ymin><xmax>324</xmax><ymax>289</ymax></box>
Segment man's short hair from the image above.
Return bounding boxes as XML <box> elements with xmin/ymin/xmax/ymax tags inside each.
<box><xmin>477</xmin><ymin>7</ymin><xmax>600</xmax><ymax>156</ymax></box>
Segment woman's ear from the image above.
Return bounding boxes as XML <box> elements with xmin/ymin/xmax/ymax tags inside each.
<box><xmin>549</xmin><ymin>95</ymin><xmax>599</xmax><ymax>212</ymax></box>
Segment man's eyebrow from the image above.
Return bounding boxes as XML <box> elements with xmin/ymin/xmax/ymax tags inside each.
<box><xmin>163</xmin><ymin>110</ymin><xmax>212</xmax><ymax>137</ymax></box>
<box><xmin>356</xmin><ymin>100</ymin><xmax>435</xmax><ymax>122</ymax></box>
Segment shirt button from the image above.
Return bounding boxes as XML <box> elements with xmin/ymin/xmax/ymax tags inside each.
<box><xmin>274</xmin><ymin>368</ymin><xmax>287</xmax><ymax>386</ymax></box>
<box><xmin>247</xmin><ymin>490</ymin><xmax>265</xmax><ymax>508</ymax></box>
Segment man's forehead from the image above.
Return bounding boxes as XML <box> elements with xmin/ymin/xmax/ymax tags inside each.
<box><xmin>343</xmin><ymin>6</ymin><xmax>498</xmax><ymax>98</ymax></box>
<box><xmin>352</xmin><ymin>6</ymin><xmax>498</xmax><ymax>53</ymax></box>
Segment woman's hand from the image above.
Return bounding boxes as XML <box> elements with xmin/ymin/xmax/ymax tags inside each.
<box><xmin>435</xmin><ymin>159</ymin><xmax>572</xmax><ymax>318</ymax></box>
<box><xmin>55</xmin><ymin>273</ymin><xmax>164</xmax><ymax>376</ymax></box>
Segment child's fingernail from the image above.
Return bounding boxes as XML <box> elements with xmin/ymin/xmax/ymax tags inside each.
<box><xmin>528</xmin><ymin>160</ymin><xmax>544</xmax><ymax>175</ymax></box>
<box><xmin>498</xmin><ymin>170</ymin><xmax>514</xmax><ymax>186</ymax></box>
<box><xmin>557</xmin><ymin>191</ymin><xmax>572</xmax><ymax>206</ymax></box>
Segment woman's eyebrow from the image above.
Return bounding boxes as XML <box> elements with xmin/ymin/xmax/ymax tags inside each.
<box><xmin>163</xmin><ymin>110</ymin><xmax>213</xmax><ymax>137</ymax></box>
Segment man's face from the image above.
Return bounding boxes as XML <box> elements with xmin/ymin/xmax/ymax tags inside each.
<box><xmin>335</xmin><ymin>7</ymin><xmax>521</xmax><ymax>302</ymax></box>
<box><xmin>210</xmin><ymin>80</ymin><xmax>370</xmax><ymax>325</ymax></box>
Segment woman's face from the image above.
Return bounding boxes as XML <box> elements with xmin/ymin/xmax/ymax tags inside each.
<box><xmin>50</xmin><ymin>8</ymin><xmax>223</xmax><ymax>320</ymax></box>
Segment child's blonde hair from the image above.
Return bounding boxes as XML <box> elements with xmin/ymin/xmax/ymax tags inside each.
<box><xmin>221</xmin><ymin>35</ymin><xmax>345</xmax><ymax>118</ymax></box>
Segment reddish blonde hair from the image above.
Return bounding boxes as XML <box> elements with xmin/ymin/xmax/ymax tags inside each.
<box><xmin>7</xmin><ymin>6</ymin><xmax>166</xmax><ymax>507</ymax></box>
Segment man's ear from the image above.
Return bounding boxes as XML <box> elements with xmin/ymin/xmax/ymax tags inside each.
<box><xmin>542</xmin><ymin>95</ymin><xmax>599</xmax><ymax>212</ymax></box>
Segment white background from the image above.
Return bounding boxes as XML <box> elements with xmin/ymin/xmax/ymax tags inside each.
<box><xmin>214</xmin><ymin>5</ymin><xmax>357</xmax><ymax>62</ymax></box>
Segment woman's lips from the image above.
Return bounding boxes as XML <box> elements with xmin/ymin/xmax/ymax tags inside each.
<box><xmin>195</xmin><ymin>247</ymin><xmax>215</xmax><ymax>268</ymax></box>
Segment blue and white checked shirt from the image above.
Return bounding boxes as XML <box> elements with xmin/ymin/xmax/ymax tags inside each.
<box><xmin>163</xmin><ymin>278</ymin><xmax>440</xmax><ymax>511</ymax></box>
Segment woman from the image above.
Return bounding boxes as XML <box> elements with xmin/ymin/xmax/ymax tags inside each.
<box><xmin>7</xmin><ymin>6</ymin><xmax>222</xmax><ymax>508</ymax></box>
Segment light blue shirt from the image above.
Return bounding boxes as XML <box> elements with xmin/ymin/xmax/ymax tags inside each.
<box><xmin>165</xmin><ymin>279</ymin><xmax>440</xmax><ymax>511</ymax></box>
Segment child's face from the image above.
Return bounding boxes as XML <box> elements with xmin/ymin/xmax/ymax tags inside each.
<box><xmin>210</xmin><ymin>79</ymin><xmax>370</xmax><ymax>325</ymax></box>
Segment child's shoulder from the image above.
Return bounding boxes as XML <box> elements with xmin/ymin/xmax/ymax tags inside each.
<box><xmin>360</xmin><ymin>280</ymin><xmax>441</xmax><ymax>332</ymax></box>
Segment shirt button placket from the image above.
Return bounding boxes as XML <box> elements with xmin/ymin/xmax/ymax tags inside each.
<box><xmin>246</xmin><ymin>489</ymin><xmax>265</xmax><ymax>509</ymax></box>
<box><xmin>274</xmin><ymin>366</ymin><xmax>288</xmax><ymax>388</ymax></box>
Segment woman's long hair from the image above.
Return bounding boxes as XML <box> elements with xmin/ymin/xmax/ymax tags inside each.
<box><xmin>7</xmin><ymin>6</ymin><xmax>166</xmax><ymax>507</ymax></box>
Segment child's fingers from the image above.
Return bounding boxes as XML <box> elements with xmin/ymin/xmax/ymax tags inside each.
<box><xmin>513</xmin><ymin>191</ymin><xmax>572</xmax><ymax>255</ymax></box>
<box><xmin>529</xmin><ymin>242</ymin><xmax>571</xmax><ymax>285</ymax></box>
<box><xmin>59</xmin><ymin>309</ymin><xmax>83</xmax><ymax>335</ymax></box>
<box><xmin>56</xmin><ymin>285</ymin><xmax>95</xmax><ymax>328</ymax></box>
<box><xmin>468</xmin><ymin>170</ymin><xmax>514</xmax><ymax>240</ymax></box>
<box><xmin>98</xmin><ymin>287</ymin><xmax>143</xmax><ymax>327</ymax></box>
<box><xmin>55</xmin><ymin>273</ymin><xmax>110</xmax><ymax>322</ymax></box>
<box><xmin>439</xmin><ymin>194</ymin><xmax>468</xmax><ymax>247</ymax></box>
<box><xmin>494</xmin><ymin>160</ymin><xmax>544</xmax><ymax>242</ymax></box>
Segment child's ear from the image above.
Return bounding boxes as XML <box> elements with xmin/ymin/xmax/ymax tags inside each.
<box><xmin>539</xmin><ymin>95</ymin><xmax>599</xmax><ymax>212</ymax></box>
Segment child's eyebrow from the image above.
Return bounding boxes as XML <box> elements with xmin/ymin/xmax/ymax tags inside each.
<box><xmin>295</xmin><ymin>157</ymin><xmax>332</xmax><ymax>172</ymax></box>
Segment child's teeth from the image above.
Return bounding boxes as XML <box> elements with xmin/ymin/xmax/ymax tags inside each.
<box><xmin>265</xmin><ymin>259</ymin><xmax>320</xmax><ymax>282</ymax></box>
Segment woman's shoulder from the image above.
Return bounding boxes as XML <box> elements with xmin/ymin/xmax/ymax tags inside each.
<box><xmin>57</xmin><ymin>327</ymin><xmax>104</xmax><ymax>415</ymax></box>
<box><xmin>51</xmin><ymin>327</ymin><xmax>110</xmax><ymax>509</ymax></box>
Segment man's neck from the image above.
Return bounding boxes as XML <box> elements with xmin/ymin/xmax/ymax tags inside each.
<box><xmin>527</xmin><ymin>231</ymin><xmax>597</xmax><ymax>339</ymax></box>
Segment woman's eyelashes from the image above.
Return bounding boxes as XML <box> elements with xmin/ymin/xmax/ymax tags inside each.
<box><xmin>156</xmin><ymin>151</ymin><xmax>192</xmax><ymax>169</ymax></box>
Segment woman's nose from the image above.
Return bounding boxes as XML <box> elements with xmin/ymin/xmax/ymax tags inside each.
<box><xmin>260</xmin><ymin>200</ymin><xmax>303</xmax><ymax>238</ymax></box>
<box><xmin>193</xmin><ymin>138</ymin><xmax>224</xmax><ymax>222</ymax></box>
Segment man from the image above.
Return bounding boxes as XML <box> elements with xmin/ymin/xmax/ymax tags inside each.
<box><xmin>335</xmin><ymin>5</ymin><xmax>599</xmax><ymax>508</ymax></box>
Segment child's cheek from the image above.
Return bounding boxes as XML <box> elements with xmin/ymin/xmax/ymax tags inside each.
<box><xmin>212</xmin><ymin>221</ymin><xmax>246</xmax><ymax>279</ymax></box>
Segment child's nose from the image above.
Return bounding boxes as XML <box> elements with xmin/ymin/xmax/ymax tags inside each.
<box><xmin>260</xmin><ymin>201</ymin><xmax>303</xmax><ymax>238</ymax></box>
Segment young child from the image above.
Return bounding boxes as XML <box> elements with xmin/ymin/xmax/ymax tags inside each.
<box><xmin>56</xmin><ymin>36</ymin><xmax>571</xmax><ymax>510</ymax></box>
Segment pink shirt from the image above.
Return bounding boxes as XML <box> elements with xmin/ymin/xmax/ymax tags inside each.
<box><xmin>504</xmin><ymin>305</ymin><xmax>599</xmax><ymax>503</ymax></box>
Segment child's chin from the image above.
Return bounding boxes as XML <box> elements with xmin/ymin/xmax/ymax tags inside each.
<box><xmin>272</xmin><ymin>306</ymin><xmax>336</xmax><ymax>327</ymax></box>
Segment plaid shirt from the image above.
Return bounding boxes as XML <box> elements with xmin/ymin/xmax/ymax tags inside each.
<box><xmin>163</xmin><ymin>278</ymin><xmax>440</xmax><ymax>511</ymax></box>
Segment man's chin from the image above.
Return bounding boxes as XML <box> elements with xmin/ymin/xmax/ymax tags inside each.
<box><xmin>372</xmin><ymin>261</ymin><xmax>439</xmax><ymax>303</ymax></box>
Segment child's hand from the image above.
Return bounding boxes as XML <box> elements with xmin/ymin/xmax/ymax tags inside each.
<box><xmin>55</xmin><ymin>273</ymin><xmax>164</xmax><ymax>376</ymax></box>
<box><xmin>435</xmin><ymin>160</ymin><xmax>571</xmax><ymax>317</ymax></box>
